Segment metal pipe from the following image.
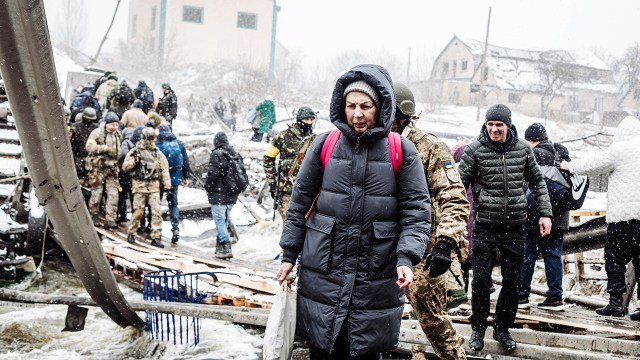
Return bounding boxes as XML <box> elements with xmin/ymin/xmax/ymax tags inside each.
<box><xmin>0</xmin><ymin>0</ymin><xmax>144</xmax><ymax>329</ymax></box>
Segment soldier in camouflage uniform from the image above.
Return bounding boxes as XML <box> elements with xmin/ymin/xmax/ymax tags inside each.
<box><xmin>122</xmin><ymin>127</ymin><xmax>171</xmax><ymax>248</ymax></box>
<box><xmin>393</xmin><ymin>83</ymin><xmax>470</xmax><ymax>360</ymax></box>
<box><xmin>85</xmin><ymin>112</ymin><xmax>122</xmax><ymax>228</ymax></box>
<box><xmin>263</xmin><ymin>106</ymin><xmax>317</xmax><ymax>220</ymax></box>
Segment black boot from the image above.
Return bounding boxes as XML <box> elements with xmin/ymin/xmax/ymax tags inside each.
<box><xmin>171</xmin><ymin>229</ymin><xmax>179</xmax><ymax>244</ymax></box>
<box><xmin>468</xmin><ymin>326</ymin><xmax>485</xmax><ymax>351</ymax></box>
<box><xmin>630</xmin><ymin>309</ymin><xmax>640</xmax><ymax>321</ymax></box>
<box><xmin>493</xmin><ymin>328</ymin><xmax>517</xmax><ymax>352</ymax></box>
<box><xmin>595</xmin><ymin>293</ymin><xmax>626</xmax><ymax>317</ymax></box>
<box><xmin>127</xmin><ymin>234</ymin><xmax>135</xmax><ymax>244</ymax></box>
<box><xmin>150</xmin><ymin>239</ymin><xmax>165</xmax><ymax>248</ymax></box>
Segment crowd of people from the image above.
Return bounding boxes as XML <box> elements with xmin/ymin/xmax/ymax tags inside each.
<box><xmin>68</xmin><ymin>72</ymin><xmax>189</xmax><ymax>249</ymax></box>
<box><xmin>66</xmin><ymin>65</ymin><xmax>639</xmax><ymax>358</ymax></box>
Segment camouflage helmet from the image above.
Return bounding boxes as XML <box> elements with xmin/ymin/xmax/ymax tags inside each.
<box><xmin>393</xmin><ymin>82</ymin><xmax>415</xmax><ymax>116</ymax></box>
<box><xmin>82</xmin><ymin>107</ymin><xmax>97</xmax><ymax>120</ymax></box>
<box><xmin>141</xmin><ymin>127</ymin><xmax>156</xmax><ymax>140</ymax></box>
<box><xmin>296</xmin><ymin>106</ymin><xmax>316</xmax><ymax>121</ymax></box>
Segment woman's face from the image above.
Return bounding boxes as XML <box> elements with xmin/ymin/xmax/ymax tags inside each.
<box><xmin>345</xmin><ymin>91</ymin><xmax>377</xmax><ymax>134</ymax></box>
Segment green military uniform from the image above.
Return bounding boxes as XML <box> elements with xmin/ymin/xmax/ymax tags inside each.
<box><xmin>122</xmin><ymin>137</ymin><xmax>171</xmax><ymax>242</ymax></box>
<box><xmin>263</xmin><ymin>122</ymin><xmax>316</xmax><ymax>220</ymax></box>
<box><xmin>403</xmin><ymin>125</ymin><xmax>470</xmax><ymax>360</ymax></box>
<box><xmin>85</xmin><ymin>126</ymin><xmax>122</xmax><ymax>225</ymax></box>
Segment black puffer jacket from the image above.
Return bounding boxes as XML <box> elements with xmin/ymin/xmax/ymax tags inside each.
<box><xmin>458</xmin><ymin>125</ymin><xmax>552</xmax><ymax>227</ymax></box>
<box><xmin>204</xmin><ymin>132</ymin><xmax>241</xmax><ymax>205</ymax></box>
<box><xmin>280</xmin><ymin>64</ymin><xmax>431</xmax><ymax>356</ymax></box>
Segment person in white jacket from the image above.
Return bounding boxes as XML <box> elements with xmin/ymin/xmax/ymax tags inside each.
<box><xmin>560</xmin><ymin>115</ymin><xmax>640</xmax><ymax>321</ymax></box>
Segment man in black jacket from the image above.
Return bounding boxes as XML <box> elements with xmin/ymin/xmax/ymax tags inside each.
<box><xmin>518</xmin><ymin>123</ymin><xmax>571</xmax><ymax>310</ymax></box>
<box><xmin>204</xmin><ymin>132</ymin><xmax>246</xmax><ymax>259</ymax></box>
<box><xmin>458</xmin><ymin>104</ymin><xmax>553</xmax><ymax>353</ymax></box>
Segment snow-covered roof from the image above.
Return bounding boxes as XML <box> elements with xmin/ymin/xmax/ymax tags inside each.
<box><xmin>454</xmin><ymin>36</ymin><xmax>615</xmax><ymax>92</ymax></box>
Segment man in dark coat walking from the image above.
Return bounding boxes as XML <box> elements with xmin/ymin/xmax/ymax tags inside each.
<box><xmin>156</xmin><ymin>83</ymin><xmax>178</xmax><ymax>125</ymax></box>
<box><xmin>156</xmin><ymin>124</ymin><xmax>191</xmax><ymax>243</ymax></box>
<box><xmin>518</xmin><ymin>123</ymin><xmax>571</xmax><ymax>310</ymax></box>
<box><xmin>204</xmin><ymin>132</ymin><xmax>245</xmax><ymax>259</ymax></box>
<box><xmin>458</xmin><ymin>104</ymin><xmax>553</xmax><ymax>353</ymax></box>
<box><xmin>276</xmin><ymin>64</ymin><xmax>431</xmax><ymax>358</ymax></box>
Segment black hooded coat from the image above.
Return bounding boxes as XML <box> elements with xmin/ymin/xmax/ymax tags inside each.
<box><xmin>205</xmin><ymin>132</ymin><xmax>242</xmax><ymax>205</ymax></box>
<box><xmin>279</xmin><ymin>64</ymin><xmax>431</xmax><ymax>356</ymax></box>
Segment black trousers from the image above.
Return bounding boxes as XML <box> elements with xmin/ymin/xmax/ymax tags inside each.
<box><xmin>309</xmin><ymin>321</ymin><xmax>382</xmax><ymax>360</ymax></box>
<box><xmin>469</xmin><ymin>223</ymin><xmax>525</xmax><ymax>331</ymax></box>
<box><xmin>605</xmin><ymin>220</ymin><xmax>640</xmax><ymax>295</ymax></box>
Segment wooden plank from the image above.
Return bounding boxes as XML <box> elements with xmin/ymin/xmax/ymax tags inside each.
<box><xmin>101</xmin><ymin>243</ymin><xmax>279</xmax><ymax>294</ymax></box>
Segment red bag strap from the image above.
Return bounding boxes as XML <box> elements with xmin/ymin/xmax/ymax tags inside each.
<box><xmin>320</xmin><ymin>129</ymin><xmax>341</xmax><ymax>169</ymax></box>
<box><xmin>388</xmin><ymin>132</ymin><xmax>403</xmax><ymax>175</ymax></box>
<box><xmin>320</xmin><ymin>129</ymin><xmax>403</xmax><ymax>174</ymax></box>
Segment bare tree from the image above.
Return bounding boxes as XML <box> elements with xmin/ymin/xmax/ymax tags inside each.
<box><xmin>55</xmin><ymin>0</ymin><xmax>85</xmax><ymax>50</ymax></box>
<box><xmin>88</xmin><ymin>0</ymin><xmax>122</xmax><ymax>67</ymax></box>
<box><xmin>614</xmin><ymin>43</ymin><xmax>640</xmax><ymax>108</ymax></box>
<box><xmin>537</xmin><ymin>52</ymin><xmax>579</xmax><ymax>124</ymax></box>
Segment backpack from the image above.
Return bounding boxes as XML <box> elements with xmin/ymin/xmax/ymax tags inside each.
<box><xmin>115</xmin><ymin>84</ymin><xmax>133</xmax><ymax>106</ymax></box>
<box><xmin>539</xmin><ymin>143</ymin><xmax>589</xmax><ymax>211</ymax></box>
<box><xmin>223</xmin><ymin>151</ymin><xmax>249</xmax><ymax>194</ymax></box>
<box><xmin>320</xmin><ymin>129</ymin><xmax>403</xmax><ymax>174</ymax></box>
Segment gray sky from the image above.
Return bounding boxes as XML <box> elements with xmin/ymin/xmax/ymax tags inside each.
<box><xmin>44</xmin><ymin>0</ymin><xmax>640</xmax><ymax>70</ymax></box>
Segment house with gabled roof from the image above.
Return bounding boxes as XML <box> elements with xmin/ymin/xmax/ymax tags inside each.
<box><xmin>428</xmin><ymin>35</ymin><xmax>619</xmax><ymax>123</ymax></box>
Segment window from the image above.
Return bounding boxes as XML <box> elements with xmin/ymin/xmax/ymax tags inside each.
<box><xmin>508</xmin><ymin>93</ymin><xmax>521</xmax><ymax>104</ymax></box>
<box><xmin>441</xmin><ymin>62</ymin><xmax>449</xmax><ymax>77</ymax></box>
<box><xmin>461</xmin><ymin>59</ymin><xmax>468</xmax><ymax>71</ymax></box>
<box><xmin>151</xmin><ymin>6</ymin><xmax>157</xmax><ymax>30</ymax></box>
<box><xmin>569</xmin><ymin>95</ymin><xmax>577</xmax><ymax>110</ymax></box>
<box><xmin>237</xmin><ymin>12</ymin><xmax>257</xmax><ymax>29</ymax></box>
<box><xmin>452</xmin><ymin>61</ymin><xmax>457</xmax><ymax>77</ymax></box>
<box><xmin>482</xmin><ymin>66</ymin><xmax>489</xmax><ymax>81</ymax></box>
<box><xmin>634</xmin><ymin>88</ymin><xmax>640</xmax><ymax>100</ymax></box>
<box><xmin>183</xmin><ymin>6</ymin><xmax>204</xmax><ymax>24</ymax></box>
<box><xmin>149</xmin><ymin>36</ymin><xmax>155</xmax><ymax>53</ymax></box>
<box><xmin>131</xmin><ymin>15</ymin><xmax>137</xmax><ymax>38</ymax></box>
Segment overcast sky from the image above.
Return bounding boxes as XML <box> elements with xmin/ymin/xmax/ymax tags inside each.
<box><xmin>44</xmin><ymin>0</ymin><xmax>639</xmax><ymax>69</ymax></box>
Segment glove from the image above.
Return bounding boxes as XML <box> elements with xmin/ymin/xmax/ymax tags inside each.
<box><xmin>423</xmin><ymin>241</ymin><xmax>452</xmax><ymax>278</ymax></box>
<box><xmin>269</xmin><ymin>182</ymin><xmax>277</xmax><ymax>199</ymax></box>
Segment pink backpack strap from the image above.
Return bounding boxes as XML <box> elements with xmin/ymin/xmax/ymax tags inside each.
<box><xmin>320</xmin><ymin>129</ymin><xmax>341</xmax><ymax>169</ymax></box>
<box><xmin>388</xmin><ymin>132</ymin><xmax>403</xmax><ymax>174</ymax></box>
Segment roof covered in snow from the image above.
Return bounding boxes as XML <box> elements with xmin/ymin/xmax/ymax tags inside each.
<box><xmin>454</xmin><ymin>35</ymin><xmax>615</xmax><ymax>93</ymax></box>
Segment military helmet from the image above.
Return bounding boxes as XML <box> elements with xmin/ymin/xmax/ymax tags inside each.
<box><xmin>82</xmin><ymin>107</ymin><xmax>97</xmax><ymax>120</ymax></box>
<box><xmin>296</xmin><ymin>106</ymin><xmax>316</xmax><ymax>121</ymax></box>
<box><xmin>141</xmin><ymin>127</ymin><xmax>156</xmax><ymax>140</ymax></box>
<box><xmin>393</xmin><ymin>82</ymin><xmax>415</xmax><ymax>116</ymax></box>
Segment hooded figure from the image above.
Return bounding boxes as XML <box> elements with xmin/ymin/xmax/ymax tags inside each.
<box><xmin>205</xmin><ymin>132</ymin><xmax>247</xmax><ymax>259</ymax></box>
<box><xmin>277</xmin><ymin>64</ymin><xmax>431</xmax><ymax>357</ymax></box>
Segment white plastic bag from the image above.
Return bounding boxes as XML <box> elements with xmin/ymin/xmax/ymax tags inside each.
<box><xmin>263</xmin><ymin>282</ymin><xmax>297</xmax><ymax>360</ymax></box>
<box><xmin>244</xmin><ymin>107</ymin><xmax>257</xmax><ymax>124</ymax></box>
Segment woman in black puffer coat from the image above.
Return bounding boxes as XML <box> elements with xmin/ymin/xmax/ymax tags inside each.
<box><xmin>277</xmin><ymin>64</ymin><xmax>431</xmax><ymax>358</ymax></box>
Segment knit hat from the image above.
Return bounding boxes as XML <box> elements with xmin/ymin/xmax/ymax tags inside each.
<box><xmin>343</xmin><ymin>80</ymin><xmax>382</xmax><ymax>109</ymax></box>
<box><xmin>485</xmin><ymin>104</ymin><xmax>512</xmax><ymax>127</ymax></box>
<box><xmin>104</xmin><ymin>111</ymin><xmax>119</xmax><ymax>124</ymax></box>
<box><xmin>524</xmin><ymin>122</ymin><xmax>548</xmax><ymax>141</ymax></box>
<box><xmin>132</xmin><ymin>99</ymin><xmax>143</xmax><ymax>108</ymax></box>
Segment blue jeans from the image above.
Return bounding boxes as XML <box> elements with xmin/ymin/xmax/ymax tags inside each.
<box><xmin>211</xmin><ymin>204</ymin><xmax>233</xmax><ymax>243</ymax></box>
<box><xmin>161</xmin><ymin>186</ymin><xmax>179</xmax><ymax>232</ymax></box>
<box><xmin>519</xmin><ymin>225</ymin><xmax>564</xmax><ymax>299</ymax></box>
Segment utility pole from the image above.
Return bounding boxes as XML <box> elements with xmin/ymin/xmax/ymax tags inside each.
<box><xmin>406</xmin><ymin>47</ymin><xmax>411</xmax><ymax>84</ymax></box>
<box><xmin>269</xmin><ymin>0</ymin><xmax>280</xmax><ymax>80</ymax></box>
<box><xmin>475</xmin><ymin>7</ymin><xmax>492</xmax><ymax>122</ymax></box>
<box><xmin>158</xmin><ymin>0</ymin><xmax>167</xmax><ymax>66</ymax></box>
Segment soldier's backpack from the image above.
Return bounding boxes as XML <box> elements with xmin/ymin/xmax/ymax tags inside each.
<box><xmin>223</xmin><ymin>151</ymin><xmax>249</xmax><ymax>194</ymax></box>
<box><xmin>115</xmin><ymin>84</ymin><xmax>133</xmax><ymax>106</ymax></box>
<box><xmin>320</xmin><ymin>129</ymin><xmax>403</xmax><ymax>174</ymax></box>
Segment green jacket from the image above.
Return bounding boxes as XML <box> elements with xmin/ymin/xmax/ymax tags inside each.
<box><xmin>255</xmin><ymin>99</ymin><xmax>275</xmax><ymax>133</ymax></box>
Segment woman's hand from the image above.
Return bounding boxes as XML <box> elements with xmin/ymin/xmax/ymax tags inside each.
<box><xmin>277</xmin><ymin>261</ymin><xmax>295</xmax><ymax>285</ymax></box>
<box><xmin>396</xmin><ymin>266</ymin><xmax>414</xmax><ymax>289</ymax></box>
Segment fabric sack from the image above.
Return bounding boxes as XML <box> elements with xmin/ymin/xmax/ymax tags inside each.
<box><xmin>263</xmin><ymin>283</ymin><xmax>297</xmax><ymax>360</ymax></box>
<box><xmin>244</xmin><ymin>108</ymin><xmax>257</xmax><ymax>124</ymax></box>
